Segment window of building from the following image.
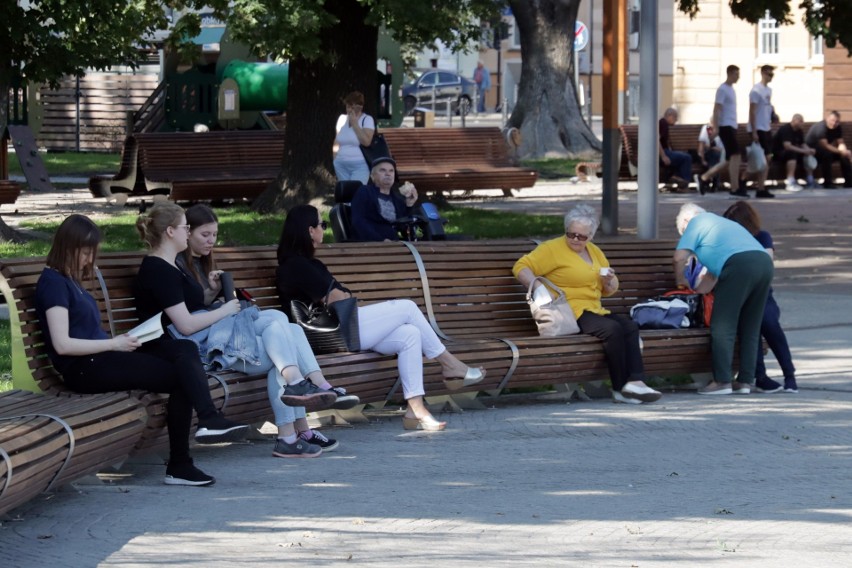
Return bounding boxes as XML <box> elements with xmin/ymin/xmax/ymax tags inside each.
<box><xmin>758</xmin><ymin>10</ymin><xmax>780</xmax><ymax>56</ymax></box>
<box><xmin>812</xmin><ymin>35</ymin><xmax>824</xmax><ymax>57</ymax></box>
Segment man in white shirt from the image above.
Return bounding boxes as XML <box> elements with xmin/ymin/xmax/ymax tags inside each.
<box><xmin>713</xmin><ymin>65</ymin><xmax>745</xmax><ymax>197</ymax></box>
<box><xmin>747</xmin><ymin>65</ymin><xmax>775</xmax><ymax>198</ymax></box>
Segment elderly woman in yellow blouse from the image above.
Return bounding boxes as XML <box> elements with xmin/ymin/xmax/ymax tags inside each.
<box><xmin>512</xmin><ymin>204</ymin><xmax>662</xmax><ymax>404</ymax></box>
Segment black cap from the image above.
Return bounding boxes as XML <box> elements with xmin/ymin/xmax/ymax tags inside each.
<box><xmin>371</xmin><ymin>156</ymin><xmax>396</xmax><ymax>169</ymax></box>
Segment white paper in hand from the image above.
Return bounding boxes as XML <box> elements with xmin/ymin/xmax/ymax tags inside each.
<box><xmin>127</xmin><ymin>312</ymin><xmax>164</xmax><ymax>344</ymax></box>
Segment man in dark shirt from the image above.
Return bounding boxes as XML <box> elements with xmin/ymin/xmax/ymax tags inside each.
<box><xmin>805</xmin><ymin>110</ymin><xmax>852</xmax><ymax>188</ymax></box>
<box><xmin>658</xmin><ymin>107</ymin><xmax>693</xmax><ymax>187</ymax></box>
<box><xmin>772</xmin><ymin>113</ymin><xmax>816</xmax><ymax>190</ymax></box>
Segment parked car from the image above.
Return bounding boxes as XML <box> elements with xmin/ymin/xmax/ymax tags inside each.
<box><xmin>401</xmin><ymin>69</ymin><xmax>475</xmax><ymax>115</ymax></box>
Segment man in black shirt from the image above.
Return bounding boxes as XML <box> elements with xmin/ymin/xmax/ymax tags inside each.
<box><xmin>658</xmin><ymin>107</ymin><xmax>693</xmax><ymax>187</ymax></box>
<box><xmin>772</xmin><ymin>113</ymin><xmax>816</xmax><ymax>190</ymax></box>
<box><xmin>805</xmin><ymin>110</ymin><xmax>852</xmax><ymax>188</ymax></box>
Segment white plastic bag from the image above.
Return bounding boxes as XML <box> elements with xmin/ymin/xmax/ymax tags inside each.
<box><xmin>746</xmin><ymin>142</ymin><xmax>767</xmax><ymax>174</ymax></box>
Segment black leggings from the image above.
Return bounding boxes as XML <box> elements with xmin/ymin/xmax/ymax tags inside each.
<box><xmin>577</xmin><ymin>312</ymin><xmax>645</xmax><ymax>391</ymax></box>
<box><xmin>61</xmin><ymin>338</ymin><xmax>217</xmax><ymax>463</ymax></box>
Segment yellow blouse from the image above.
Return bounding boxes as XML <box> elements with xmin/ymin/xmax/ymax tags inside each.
<box><xmin>512</xmin><ymin>236</ymin><xmax>615</xmax><ymax>318</ymax></box>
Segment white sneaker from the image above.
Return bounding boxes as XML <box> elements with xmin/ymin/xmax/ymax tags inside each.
<box><xmin>785</xmin><ymin>180</ymin><xmax>803</xmax><ymax>192</ymax></box>
<box><xmin>612</xmin><ymin>391</ymin><xmax>642</xmax><ymax>405</ymax></box>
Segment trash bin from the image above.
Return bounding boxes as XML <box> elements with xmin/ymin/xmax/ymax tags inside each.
<box><xmin>413</xmin><ymin>107</ymin><xmax>434</xmax><ymax>128</ymax></box>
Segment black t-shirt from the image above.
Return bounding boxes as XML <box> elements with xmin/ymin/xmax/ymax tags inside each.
<box><xmin>805</xmin><ymin>120</ymin><xmax>843</xmax><ymax>148</ymax></box>
<box><xmin>133</xmin><ymin>255</ymin><xmax>206</xmax><ymax>327</ymax></box>
<box><xmin>772</xmin><ymin>123</ymin><xmax>804</xmax><ymax>155</ymax></box>
<box><xmin>276</xmin><ymin>252</ymin><xmax>344</xmax><ymax>308</ymax></box>
<box><xmin>659</xmin><ymin>118</ymin><xmax>671</xmax><ymax>150</ymax></box>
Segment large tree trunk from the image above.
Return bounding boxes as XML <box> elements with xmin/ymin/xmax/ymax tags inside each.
<box><xmin>252</xmin><ymin>0</ymin><xmax>378</xmax><ymax>213</ymax></box>
<box><xmin>507</xmin><ymin>0</ymin><xmax>601</xmax><ymax>159</ymax></box>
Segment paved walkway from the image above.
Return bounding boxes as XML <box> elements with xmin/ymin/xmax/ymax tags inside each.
<box><xmin>2</xmin><ymin>182</ymin><xmax>852</xmax><ymax>567</ymax></box>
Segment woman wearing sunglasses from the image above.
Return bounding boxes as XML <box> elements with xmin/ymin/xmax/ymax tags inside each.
<box><xmin>513</xmin><ymin>203</ymin><xmax>661</xmax><ymax>405</ymax></box>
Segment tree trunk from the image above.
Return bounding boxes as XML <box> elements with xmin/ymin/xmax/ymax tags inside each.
<box><xmin>252</xmin><ymin>0</ymin><xmax>378</xmax><ymax>213</ymax></box>
<box><xmin>507</xmin><ymin>0</ymin><xmax>601</xmax><ymax>159</ymax></box>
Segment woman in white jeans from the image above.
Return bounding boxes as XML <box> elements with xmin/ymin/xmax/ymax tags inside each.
<box><xmin>275</xmin><ymin>205</ymin><xmax>485</xmax><ymax>431</ymax></box>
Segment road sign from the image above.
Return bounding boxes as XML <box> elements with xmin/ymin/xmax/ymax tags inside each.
<box><xmin>574</xmin><ymin>20</ymin><xmax>589</xmax><ymax>51</ymax></box>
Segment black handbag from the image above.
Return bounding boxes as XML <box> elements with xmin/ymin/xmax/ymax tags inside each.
<box><xmin>359</xmin><ymin>119</ymin><xmax>391</xmax><ymax>167</ymax></box>
<box><xmin>289</xmin><ymin>281</ymin><xmax>361</xmax><ymax>354</ymax></box>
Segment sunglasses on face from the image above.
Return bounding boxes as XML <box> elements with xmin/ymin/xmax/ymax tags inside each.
<box><xmin>565</xmin><ymin>232</ymin><xmax>590</xmax><ymax>242</ymax></box>
<box><xmin>315</xmin><ymin>221</ymin><xmax>328</xmax><ymax>230</ymax></box>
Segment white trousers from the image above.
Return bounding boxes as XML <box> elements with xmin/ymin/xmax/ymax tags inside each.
<box><xmin>357</xmin><ymin>299</ymin><xmax>446</xmax><ymax>399</ymax></box>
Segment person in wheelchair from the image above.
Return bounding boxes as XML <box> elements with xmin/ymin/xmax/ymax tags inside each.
<box><xmin>350</xmin><ymin>157</ymin><xmax>420</xmax><ymax>242</ymax></box>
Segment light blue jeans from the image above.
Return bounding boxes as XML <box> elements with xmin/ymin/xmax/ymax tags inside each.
<box><xmin>254</xmin><ymin>310</ymin><xmax>324</xmax><ymax>427</ymax></box>
<box><xmin>333</xmin><ymin>158</ymin><xmax>369</xmax><ymax>184</ymax></box>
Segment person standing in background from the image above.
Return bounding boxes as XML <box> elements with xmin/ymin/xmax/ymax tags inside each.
<box><xmin>713</xmin><ymin>65</ymin><xmax>746</xmax><ymax>197</ymax></box>
<box><xmin>747</xmin><ymin>65</ymin><xmax>775</xmax><ymax>198</ymax></box>
<box><xmin>474</xmin><ymin>61</ymin><xmax>491</xmax><ymax>114</ymax></box>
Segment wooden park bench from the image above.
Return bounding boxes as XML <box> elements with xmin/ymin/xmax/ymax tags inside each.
<box><xmin>88</xmin><ymin>130</ymin><xmax>286</xmax><ymax>201</ymax></box>
<box><xmin>381</xmin><ymin>127</ymin><xmax>538</xmax><ymax>196</ymax></box>
<box><xmin>619</xmin><ymin>121</ymin><xmax>852</xmax><ymax>188</ymax></box>
<box><xmin>1</xmin><ymin>238</ymin><xmax>712</xmax><ymax>516</ymax></box>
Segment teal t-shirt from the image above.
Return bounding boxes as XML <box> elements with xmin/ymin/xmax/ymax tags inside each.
<box><xmin>676</xmin><ymin>212</ymin><xmax>765</xmax><ymax>276</ymax></box>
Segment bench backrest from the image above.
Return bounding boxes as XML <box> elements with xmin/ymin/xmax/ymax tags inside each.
<box><xmin>1</xmin><ymin>239</ymin><xmax>681</xmax><ymax>392</ymax></box>
<box><xmin>0</xmin><ymin>242</ymin><xmax>429</xmax><ymax>394</ymax></box>
<box><xmin>409</xmin><ymin>239</ymin><xmax>679</xmax><ymax>340</ymax></box>
<box><xmin>136</xmin><ymin>131</ymin><xmax>286</xmax><ymax>175</ymax></box>
<box><xmin>382</xmin><ymin>127</ymin><xmax>516</xmax><ymax>168</ymax></box>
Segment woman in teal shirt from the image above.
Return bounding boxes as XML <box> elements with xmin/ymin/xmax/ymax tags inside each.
<box><xmin>673</xmin><ymin>203</ymin><xmax>773</xmax><ymax>395</ymax></box>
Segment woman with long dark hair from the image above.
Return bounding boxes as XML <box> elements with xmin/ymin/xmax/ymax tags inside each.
<box><xmin>276</xmin><ymin>205</ymin><xmax>485</xmax><ymax>431</ymax></box>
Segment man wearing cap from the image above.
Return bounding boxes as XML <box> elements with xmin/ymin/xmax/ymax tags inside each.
<box><xmin>747</xmin><ymin>64</ymin><xmax>775</xmax><ymax>198</ymax></box>
<box><xmin>350</xmin><ymin>157</ymin><xmax>419</xmax><ymax>241</ymax></box>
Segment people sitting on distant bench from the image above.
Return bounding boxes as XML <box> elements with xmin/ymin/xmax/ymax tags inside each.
<box><xmin>772</xmin><ymin>113</ymin><xmax>816</xmax><ymax>191</ymax></box>
<box><xmin>658</xmin><ymin>107</ymin><xmax>693</xmax><ymax>187</ymax></box>
<box><xmin>350</xmin><ymin>157</ymin><xmax>419</xmax><ymax>242</ymax></box>
<box><xmin>805</xmin><ymin>110</ymin><xmax>852</xmax><ymax>189</ymax></box>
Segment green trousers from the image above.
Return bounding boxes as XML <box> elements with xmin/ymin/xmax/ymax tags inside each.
<box><xmin>710</xmin><ymin>251</ymin><xmax>774</xmax><ymax>384</ymax></box>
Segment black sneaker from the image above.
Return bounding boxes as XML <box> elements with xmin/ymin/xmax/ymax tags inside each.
<box><xmin>755</xmin><ymin>376</ymin><xmax>783</xmax><ymax>393</ymax></box>
<box><xmin>164</xmin><ymin>459</ymin><xmax>215</xmax><ymax>486</ymax></box>
<box><xmin>783</xmin><ymin>378</ymin><xmax>799</xmax><ymax>393</ymax></box>
<box><xmin>272</xmin><ymin>438</ymin><xmax>322</xmax><ymax>458</ymax></box>
<box><xmin>730</xmin><ymin>189</ymin><xmax>749</xmax><ymax>198</ymax></box>
<box><xmin>195</xmin><ymin>412</ymin><xmax>250</xmax><ymax>444</ymax></box>
<box><xmin>281</xmin><ymin>379</ymin><xmax>337</xmax><ymax>412</ymax></box>
<box><xmin>755</xmin><ymin>190</ymin><xmax>775</xmax><ymax>199</ymax></box>
<box><xmin>328</xmin><ymin>385</ymin><xmax>361</xmax><ymax>410</ymax></box>
<box><xmin>300</xmin><ymin>430</ymin><xmax>339</xmax><ymax>452</ymax></box>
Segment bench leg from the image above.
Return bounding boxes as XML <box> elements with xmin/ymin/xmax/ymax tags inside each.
<box><xmin>425</xmin><ymin>391</ymin><xmax>485</xmax><ymax>411</ymax></box>
<box><xmin>308</xmin><ymin>406</ymin><xmax>370</xmax><ymax>426</ymax></box>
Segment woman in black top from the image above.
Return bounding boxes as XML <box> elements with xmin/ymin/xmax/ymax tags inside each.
<box><xmin>34</xmin><ymin>214</ymin><xmax>247</xmax><ymax>487</ymax></box>
<box><xmin>276</xmin><ymin>205</ymin><xmax>485</xmax><ymax>431</ymax></box>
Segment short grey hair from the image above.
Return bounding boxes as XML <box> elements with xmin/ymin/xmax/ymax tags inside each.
<box><xmin>564</xmin><ymin>203</ymin><xmax>599</xmax><ymax>238</ymax></box>
<box><xmin>676</xmin><ymin>202</ymin><xmax>706</xmax><ymax>235</ymax></box>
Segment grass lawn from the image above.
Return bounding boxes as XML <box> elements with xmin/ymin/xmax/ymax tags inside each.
<box><xmin>521</xmin><ymin>157</ymin><xmax>584</xmax><ymax>180</ymax></box>
<box><xmin>8</xmin><ymin>151</ymin><xmax>120</xmax><ymax>177</ymax></box>
<box><xmin>0</xmin><ymin>320</ymin><xmax>11</xmax><ymax>392</ymax></box>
